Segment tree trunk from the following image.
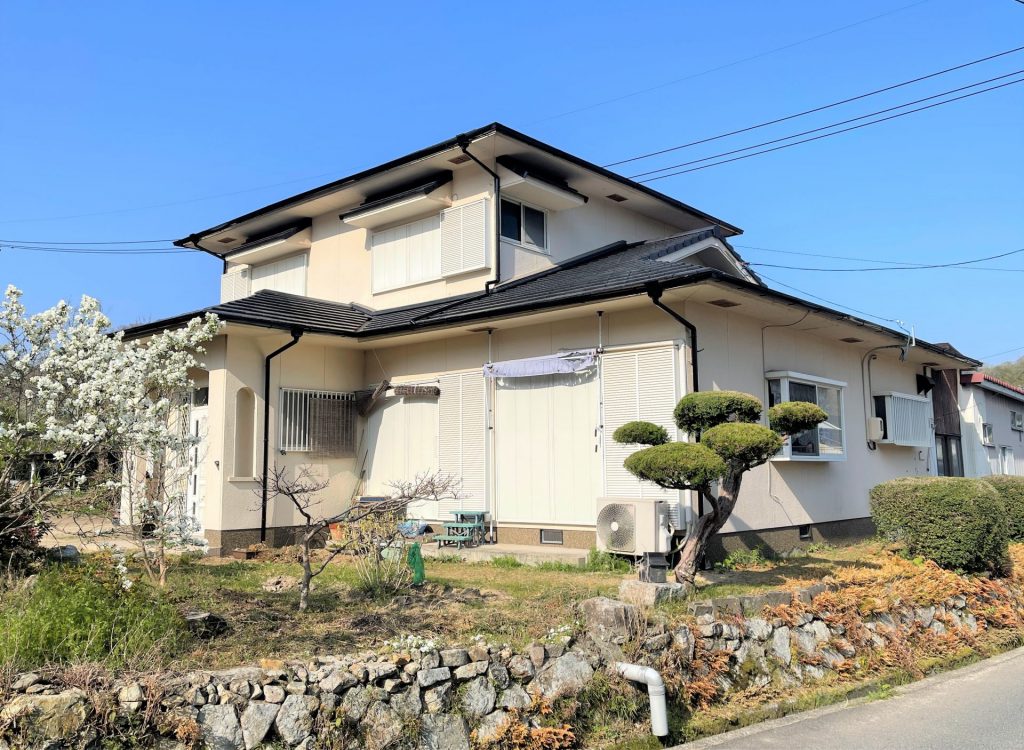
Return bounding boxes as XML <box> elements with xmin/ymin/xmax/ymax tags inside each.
<box><xmin>299</xmin><ymin>529</ymin><xmax>313</xmax><ymax>613</ymax></box>
<box><xmin>673</xmin><ymin>472</ymin><xmax>743</xmax><ymax>585</ymax></box>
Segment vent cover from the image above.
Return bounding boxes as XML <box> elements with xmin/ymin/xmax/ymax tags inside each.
<box><xmin>448</xmin><ymin>154</ymin><xmax>472</xmax><ymax>165</ymax></box>
<box><xmin>840</xmin><ymin>337</ymin><xmax>864</xmax><ymax>343</ymax></box>
<box><xmin>596</xmin><ymin>503</ymin><xmax>636</xmax><ymax>552</ymax></box>
<box><xmin>606</xmin><ymin>193</ymin><xmax>628</xmax><ymax>202</ymax></box>
<box><xmin>708</xmin><ymin>298</ymin><xmax>740</xmax><ymax>308</ymax></box>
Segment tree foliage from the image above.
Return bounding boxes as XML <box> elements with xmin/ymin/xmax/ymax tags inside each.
<box><xmin>612</xmin><ymin>421</ymin><xmax>669</xmax><ymax>446</ymax></box>
<box><xmin>985</xmin><ymin>355</ymin><xmax>1024</xmax><ymax>389</ymax></box>
<box><xmin>615</xmin><ymin>388</ymin><xmax>827</xmax><ymax>585</ymax></box>
<box><xmin>623</xmin><ymin>442</ymin><xmax>727</xmax><ymax>490</ymax></box>
<box><xmin>983</xmin><ymin>476</ymin><xmax>1024</xmax><ymax>542</ymax></box>
<box><xmin>673</xmin><ymin>390</ymin><xmax>763</xmax><ymax>434</ymax></box>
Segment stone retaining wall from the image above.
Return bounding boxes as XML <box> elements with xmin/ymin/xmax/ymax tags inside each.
<box><xmin>0</xmin><ymin>577</ymin><xmax>1008</xmax><ymax>749</ymax></box>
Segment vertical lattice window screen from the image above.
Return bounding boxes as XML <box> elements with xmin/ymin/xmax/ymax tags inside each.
<box><xmin>601</xmin><ymin>346</ymin><xmax>680</xmax><ymax>506</ymax></box>
<box><xmin>220</xmin><ymin>266</ymin><xmax>250</xmax><ymax>302</ymax></box>
<box><xmin>438</xmin><ymin>373</ymin><xmax>487</xmax><ymax>515</ymax></box>
<box><xmin>441</xmin><ymin>199</ymin><xmax>490</xmax><ymax>277</ymax></box>
<box><xmin>279</xmin><ymin>388</ymin><xmax>356</xmax><ymax>456</ymax></box>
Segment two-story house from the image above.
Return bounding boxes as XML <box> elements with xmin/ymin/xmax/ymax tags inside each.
<box><xmin>124</xmin><ymin>123</ymin><xmax>978</xmax><ymax>557</ymax></box>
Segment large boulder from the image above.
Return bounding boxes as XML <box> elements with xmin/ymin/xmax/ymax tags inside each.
<box><xmin>531</xmin><ymin>652</ymin><xmax>594</xmax><ymax>700</ymax></box>
<box><xmin>578</xmin><ymin>597</ymin><xmax>639</xmax><ymax>644</ymax></box>
<box><xmin>198</xmin><ymin>704</ymin><xmax>244</xmax><ymax>750</ymax></box>
<box><xmin>461</xmin><ymin>676</ymin><xmax>496</xmax><ymax>718</ymax></box>
<box><xmin>420</xmin><ymin>714</ymin><xmax>470</xmax><ymax>750</ymax></box>
<box><xmin>240</xmin><ymin>701</ymin><xmax>279</xmax><ymax>749</ymax></box>
<box><xmin>0</xmin><ymin>689</ymin><xmax>89</xmax><ymax>742</ymax></box>
<box><xmin>274</xmin><ymin>694</ymin><xmax>318</xmax><ymax>746</ymax></box>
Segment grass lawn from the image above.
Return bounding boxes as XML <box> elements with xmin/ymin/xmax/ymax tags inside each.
<box><xmin>163</xmin><ymin>541</ymin><xmax>887</xmax><ymax>671</ymax></box>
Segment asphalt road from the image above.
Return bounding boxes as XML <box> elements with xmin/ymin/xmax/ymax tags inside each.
<box><xmin>676</xmin><ymin>647</ymin><xmax>1024</xmax><ymax>750</ymax></box>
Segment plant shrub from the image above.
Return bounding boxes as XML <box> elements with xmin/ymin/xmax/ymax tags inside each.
<box><xmin>702</xmin><ymin>423</ymin><xmax>784</xmax><ymax>469</ymax></box>
<box><xmin>869</xmin><ymin>477</ymin><xmax>1008</xmax><ymax>572</ymax></box>
<box><xmin>623</xmin><ymin>442</ymin><xmax>726</xmax><ymax>489</ymax></box>
<box><xmin>612</xmin><ymin>420</ymin><xmax>669</xmax><ymax>446</ymax></box>
<box><xmin>768</xmin><ymin>401</ymin><xmax>828</xmax><ymax>436</ymax></box>
<box><xmin>985</xmin><ymin>476</ymin><xmax>1024</xmax><ymax>541</ymax></box>
<box><xmin>0</xmin><ymin>554</ymin><xmax>189</xmax><ymax>670</ymax></box>
<box><xmin>673</xmin><ymin>391</ymin><xmax>763</xmax><ymax>434</ymax></box>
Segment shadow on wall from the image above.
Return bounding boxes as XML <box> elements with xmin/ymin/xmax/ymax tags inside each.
<box><xmin>705</xmin><ymin>517</ymin><xmax>877</xmax><ymax>563</ymax></box>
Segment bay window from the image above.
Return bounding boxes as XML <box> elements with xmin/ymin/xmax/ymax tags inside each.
<box><xmin>766</xmin><ymin>371</ymin><xmax>846</xmax><ymax>460</ymax></box>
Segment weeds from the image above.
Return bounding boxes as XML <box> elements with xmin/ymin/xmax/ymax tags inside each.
<box><xmin>716</xmin><ymin>546</ymin><xmax>773</xmax><ymax>571</ymax></box>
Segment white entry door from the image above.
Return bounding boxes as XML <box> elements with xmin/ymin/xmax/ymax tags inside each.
<box><xmin>493</xmin><ymin>370</ymin><xmax>600</xmax><ymax>525</ymax></box>
<box><xmin>188</xmin><ymin>403</ymin><xmax>208</xmax><ymax>530</ymax></box>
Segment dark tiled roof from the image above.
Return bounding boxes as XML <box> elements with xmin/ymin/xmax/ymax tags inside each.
<box><xmin>119</xmin><ymin>290</ymin><xmax>371</xmax><ymax>339</ymax></box>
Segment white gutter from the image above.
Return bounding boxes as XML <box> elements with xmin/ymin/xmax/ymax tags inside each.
<box><xmin>615</xmin><ymin>662</ymin><xmax>668</xmax><ymax>739</ymax></box>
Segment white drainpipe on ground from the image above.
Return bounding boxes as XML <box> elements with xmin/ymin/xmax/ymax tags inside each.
<box><xmin>615</xmin><ymin>662</ymin><xmax>669</xmax><ymax>739</ymax></box>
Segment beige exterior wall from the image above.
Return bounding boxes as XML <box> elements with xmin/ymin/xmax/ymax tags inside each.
<box><xmin>202</xmin><ymin>331</ymin><xmax>365</xmax><ymax>548</ymax></box>
<box><xmin>227</xmin><ymin>160</ymin><xmax>687</xmax><ymax>312</ymax></box>
<box><xmin>685</xmin><ymin>301</ymin><xmax>934</xmax><ymax>533</ymax></box>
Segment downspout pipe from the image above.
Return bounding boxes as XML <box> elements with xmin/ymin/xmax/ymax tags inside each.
<box><xmin>456</xmin><ymin>135</ymin><xmax>502</xmax><ymax>293</ymax></box>
<box><xmin>260</xmin><ymin>327</ymin><xmax>304</xmax><ymax>542</ymax></box>
<box><xmin>645</xmin><ymin>282</ymin><xmax>699</xmax><ymax>393</ymax></box>
<box><xmin>615</xmin><ymin>662</ymin><xmax>669</xmax><ymax>740</ymax></box>
<box><xmin>645</xmin><ymin>282</ymin><xmax>705</xmax><ymax>535</ymax></box>
<box><xmin>181</xmin><ymin>235</ymin><xmax>229</xmax><ymax>274</ymax></box>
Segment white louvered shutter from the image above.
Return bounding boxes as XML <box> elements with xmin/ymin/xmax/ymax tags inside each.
<box><xmin>601</xmin><ymin>346</ymin><xmax>681</xmax><ymax>518</ymax></box>
<box><xmin>438</xmin><ymin>372</ymin><xmax>487</xmax><ymax>516</ymax></box>
<box><xmin>220</xmin><ymin>266</ymin><xmax>250</xmax><ymax>302</ymax></box>
<box><xmin>441</xmin><ymin>199</ymin><xmax>489</xmax><ymax>277</ymax></box>
<box><xmin>251</xmin><ymin>253</ymin><xmax>307</xmax><ymax>296</ymax></box>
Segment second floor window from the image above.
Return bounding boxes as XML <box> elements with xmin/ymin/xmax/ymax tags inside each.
<box><xmin>500</xmin><ymin>199</ymin><xmax>547</xmax><ymax>251</ymax></box>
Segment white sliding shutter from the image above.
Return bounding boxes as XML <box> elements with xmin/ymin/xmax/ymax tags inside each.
<box><xmin>601</xmin><ymin>346</ymin><xmax>681</xmax><ymax>517</ymax></box>
<box><xmin>220</xmin><ymin>266</ymin><xmax>250</xmax><ymax>302</ymax></box>
<box><xmin>371</xmin><ymin>215</ymin><xmax>441</xmax><ymax>293</ymax></box>
<box><xmin>251</xmin><ymin>253</ymin><xmax>307</xmax><ymax>295</ymax></box>
<box><xmin>441</xmin><ymin>199</ymin><xmax>489</xmax><ymax>277</ymax></box>
<box><xmin>438</xmin><ymin>372</ymin><xmax>487</xmax><ymax>516</ymax></box>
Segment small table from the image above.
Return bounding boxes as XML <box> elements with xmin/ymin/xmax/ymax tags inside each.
<box><xmin>435</xmin><ymin>510</ymin><xmax>486</xmax><ymax>549</ymax></box>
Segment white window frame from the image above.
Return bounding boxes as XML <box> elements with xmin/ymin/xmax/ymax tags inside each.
<box><xmin>278</xmin><ymin>388</ymin><xmax>356</xmax><ymax>453</ymax></box>
<box><xmin>1012</xmin><ymin>410</ymin><xmax>1024</xmax><ymax>432</ymax></box>
<box><xmin>499</xmin><ymin>197</ymin><xmax>548</xmax><ymax>253</ymax></box>
<box><xmin>1001</xmin><ymin>446</ymin><xmax>1016</xmax><ymax>475</ymax></box>
<box><xmin>765</xmin><ymin>371</ymin><xmax>847</xmax><ymax>462</ymax></box>
<box><xmin>983</xmin><ymin>422</ymin><xmax>995</xmax><ymax>445</ymax></box>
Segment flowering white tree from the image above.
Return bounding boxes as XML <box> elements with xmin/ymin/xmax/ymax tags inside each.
<box><xmin>0</xmin><ymin>285</ymin><xmax>219</xmax><ymax>582</ymax></box>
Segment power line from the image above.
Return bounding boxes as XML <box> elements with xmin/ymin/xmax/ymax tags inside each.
<box><xmin>0</xmin><ymin>244</ymin><xmax>188</xmax><ymax>255</ymax></box>
<box><xmin>746</xmin><ymin>247</ymin><xmax>1024</xmax><ymax>273</ymax></box>
<box><xmin>629</xmin><ymin>68</ymin><xmax>1024</xmax><ymax>179</ymax></box>
<box><xmin>755</xmin><ymin>271</ymin><xmax>903</xmax><ymax>325</ymax></box>
<box><xmin>604</xmin><ymin>44</ymin><xmax>1024</xmax><ymax>168</ymax></box>
<box><xmin>980</xmin><ymin>345</ymin><xmax>1024</xmax><ymax>360</ymax></box>
<box><xmin>529</xmin><ymin>0</ymin><xmax>935</xmax><ymax>125</ymax></box>
<box><xmin>0</xmin><ymin>237</ymin><xmax>174</xmax><ymax>245</ymax></box>
<box><xmin>734</xmin><ymin>243</ymin><xmax>1024</xmax><ymax>271</ymax></box>
<box><xmin>639</xmin><ymin>75</ymin><xmax>1024</xmax><ymax>182</ymax></box>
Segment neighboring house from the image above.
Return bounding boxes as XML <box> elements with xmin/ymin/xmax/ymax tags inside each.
<box><xmin>123</xmin><ymin>123</ymin><xmax>978</xmax><ymax>557</ymax></box>
<box><xmin>960</xmin><ymin>372</ymin><xmax>1024</xmax><ymax>478</ymax></box>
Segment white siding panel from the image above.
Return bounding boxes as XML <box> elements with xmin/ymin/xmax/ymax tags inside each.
<box><xmin>437</xmin><ymin>373</ymin><xmax>487</xmax><ymax>517</ymax></box>
<box><xmin>441</xmin><ymin>199</ymin><xmax>489</xmax><ymax>277</ymax></box>
<box><xmin>364</xmin><ymin>396</ymin><xmax>439</xmax><ymax>506</ymax></box>
<box><xmin>220</xmin><ymin>266</ymin><xmax>250</xmax><ymax>302</ymax></box>
<box><xmin>251</xmin><ymin>254</ymin><xmax>307</xmax><ymax>295</ymax></box>
<box><xmin>601</xmin><ymin>346</ymin><xmax>682</xmax><ymax>523</ymax></box>
<box><xmin>494</xmin><ymin>372</ymin><xmax>599</xmax><ymax>525</ymax></box>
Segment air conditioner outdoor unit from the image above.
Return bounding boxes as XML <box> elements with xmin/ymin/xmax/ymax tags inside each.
<box><xmin>596</xmin><ymin>498</ymin><xmax>672</xmax><ymax>555</ymax></box>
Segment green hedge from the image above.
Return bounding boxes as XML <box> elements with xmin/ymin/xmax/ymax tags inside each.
<box><xmin>612</xmin><ymin>421</ymin><xmax>669</xmax><ymax>446</ymax></box>
<box><xmin>673</xmin><ymin>391</ymin><xmax>762</xmax><ymax>434</ymax></box>
<box><xmin>870</xmin><ymin>476</ymin><xmax>1008</xmax><ymax>573</ymax></box>
<box><xmin>985</xmin><ymin>476</ymin><xmax>1024</xmax><ymax>541</ymax></box>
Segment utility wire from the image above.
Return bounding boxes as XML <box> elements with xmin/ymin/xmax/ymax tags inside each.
<box><xmin>0</xmin><ymin>237</ymin><xmax>174</xmax><ymax>245</ymax></box>
<box><xmin>746</xmin><ymin>247</ymin><xmax>1024</xmax><ymax>273</ymax></box>
<box><xmin>980</xmin><ymin>345</ymin><xmax>1024</xmax><ymax>360</ymax></box>
<box><xmin>629</xmin><ymin>68</ymin><xmax>1024</xmax><ymax>179</ymax></box>
<box><xmin>755</xmin><ymin>271</ymin><xmax>903</xmax><ymax>325</ymax></box>
<box><xmin>605</xmin><ymin>44</ymin><xmax>1024</xmax><ymax>168</ymax></box>
<box><xmin>0</xmin><ymin>244</ymin><xmax>188</xmax><ymax>255</ymax></box>
<box><xmin>529</xmin><ymin>0</ymin><xmax>935</xmax><ymax>125</ymax></box>
<box><xmin>639</xmin><ymin>75</ymin><xmax>1024</xmax><ymax>182</ymax></box>
<box><xmin>735</xmin><ymin>243</ymin><xmax>1024</xmax><ymax>271</ymax></box>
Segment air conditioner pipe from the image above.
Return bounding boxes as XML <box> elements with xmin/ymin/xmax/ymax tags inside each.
<box><xmin>615</xmin><ymin>662</ymin><xmax>669</xmax><ymax>740</ymax></box>
<box><xmin>261</xmin><ymin>328</ymin><xmax>304</xmax><ymax>543</ymax></box>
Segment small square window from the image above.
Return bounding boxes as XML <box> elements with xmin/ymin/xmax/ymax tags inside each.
<box><xmin>500</xmin><ymin>199</ymin><xmax>547</xmax><ymax>251</ymax></box>
<box><xmin>192</xmin><ymin>387</ymin><xmax>209</xmax><ymax>407</ymax></box>
<box><xmin>798</xmin><ymin>524</ymin><xmax>812</xmax><ymax>541</ymax></box>
<box><xmin>540</xmin><ymin>529</ymin><xmax>563</xmax><ymax>545</ymax></box>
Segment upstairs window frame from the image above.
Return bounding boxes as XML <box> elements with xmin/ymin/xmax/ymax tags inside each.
<box><xmin>499</xmin><ymin>198</ymin><xmax>548</xmax><ymax>253</ymax></box>
<box><xmin>765</xmin><ymin>371</ymin><xmax>847</xmax><ymax>462</ymax></box>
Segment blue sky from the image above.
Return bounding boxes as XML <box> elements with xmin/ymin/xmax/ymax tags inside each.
<box><xmin>1</xmin><ymin>1</ymin><xmax>1020</xmax><ymax>362</ymax></box>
